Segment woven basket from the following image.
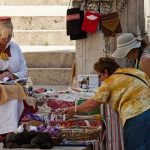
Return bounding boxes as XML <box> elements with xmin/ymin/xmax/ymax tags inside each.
<box><xmin>62</xmin><ymin>126</ymin><xmax>100</xmax><ymax>141</ymax></box>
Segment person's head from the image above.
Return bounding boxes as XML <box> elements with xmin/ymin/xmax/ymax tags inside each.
<box><xmin>111</xmin><ymin>33</ymin><xmax>147</xmax><ymax>60</ymax></box>
<box><xmin>94</xmin><ymin>57</ymin><xmax>120</xmax><ymax>81</ymax></box>
<box><xmin>0</xmin><ymin>17</ymin><xmax>13</xmax><ymax>47</ymax></box>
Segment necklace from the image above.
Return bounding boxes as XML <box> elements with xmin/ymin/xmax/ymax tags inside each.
<box><xmin>0</xmin><ymin>46</ymin><xmax>9</xmax><ymax>61</ymax></box>
<box><xmin>0</xmin><ymin>52</ymin><xmax>9</xmax><ymax>60</ymax></box>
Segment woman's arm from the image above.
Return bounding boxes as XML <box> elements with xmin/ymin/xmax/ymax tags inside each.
<box><xmin>13</xmin><ymin>51</ymin><xmax>27</xmax><ymax>78</ymax></box>
<box><xmin>64</xmin><ymin>99</ymin><xmax>101</xmax><ymax>118</ymax></box>
<box><xmin>77</xmin><ymin>99</ymin><xmax>101</xmax><ymax>113</ymax></box>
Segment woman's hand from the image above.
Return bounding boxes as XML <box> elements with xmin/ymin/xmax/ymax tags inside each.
<box><xmin>61</xmin><ymin>106</ymin><xmax>75</xmax><ymax>119</ymax></box>
<box><xmin>0</xmin><ymin>71</ymin><xmax>15</xmax><ymax>80</ymax></box>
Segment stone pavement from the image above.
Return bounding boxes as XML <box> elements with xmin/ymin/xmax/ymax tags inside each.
<box><xmin>0</xmin><ymin>143</ymin><xmax>86</xmax><ymax>150</ymax></box>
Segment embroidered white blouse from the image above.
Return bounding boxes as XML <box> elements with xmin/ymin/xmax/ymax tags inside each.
<box><xmin>7</xmin><ymin>41</ymin><xmax>28</xmax><ymax>78</ymax></box>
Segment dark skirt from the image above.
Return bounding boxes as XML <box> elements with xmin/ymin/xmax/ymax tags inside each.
<box><xmin>123</xmin><ymin>109</ymin><xmax>150</xmax><ymax>150</ymax></box>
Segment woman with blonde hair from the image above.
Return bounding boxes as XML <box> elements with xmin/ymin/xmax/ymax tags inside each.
<box><xmin>0</xmin><ymin>17</ymin><xmax>27</xmax><ymax>141</ymax></box>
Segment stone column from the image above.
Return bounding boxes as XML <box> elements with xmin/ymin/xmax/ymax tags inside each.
<box><xmin>144</xmin><ymin>0</ymin><xmax>150</xmax><ymax>32</ymax></box>
<box><xmin>76</xmin><ymin>32</ymin><xmax>105</xmax><ymax>74</ymax></box>
<box><xmin>73</xmin><ymin>0</ymin><xmax>113</xmax><ymax>74</ymax></box>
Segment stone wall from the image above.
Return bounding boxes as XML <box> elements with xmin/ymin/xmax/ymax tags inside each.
<box><xmin>0</xmin><ymin>0</ymin><xmax>69</xmax><ymax>5</ymax></box>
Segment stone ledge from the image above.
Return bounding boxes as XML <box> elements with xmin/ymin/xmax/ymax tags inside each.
<box><xmin>12</xmin><ymin>16</ymin><xmax>66</xmax><ymax>30</ymax></box>
<box><xmin>13</xmin><ymin>31</ymin><xmax>74</xmax><ymax>46</ymax></box>
<box><xmin>0</xmin><ymin>6</ymin><xmax>68</xmax><ymax>16</ymax></box>
<box><xmin>28</xmin><ymin>68</ymin><xmax>72</xmax><ymax>85</ymax></box>
<box><xmin>21</xmin><ymin>46</ymin><xmax>75</xmax><ymax>52</ymax></box>
<box><xmin>24</xmin><ymin>50</ymin><xmax>75</xmax><ymax>68</ymax></box>
<box><xmin>0</xmin><ymin>0</ymin><xmax>69</xmax><ymax>5</ymax></box>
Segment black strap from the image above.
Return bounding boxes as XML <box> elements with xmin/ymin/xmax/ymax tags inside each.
<box><xmin>136</xmin><ymin>47</ymin><xmax>143</xmax><ymax>69</ymax></box>
<box><xmin>68</xmin><ymin>0</ymin><xmax>72</xmax><ymax>8</ymax></box>
<box><xmin>68</xmin><ymin>0</ymin><xmax>89</xmax><ymax>10</ymax></box>
<box><xmin>113</xmin><ymin>72</ymin><xmax>149</xmax><ymax>87</ymax></box>
<box><xmin>98</xmin><ymin>0</ymin><xmax>101</xmax><ymax>13</ymax></box>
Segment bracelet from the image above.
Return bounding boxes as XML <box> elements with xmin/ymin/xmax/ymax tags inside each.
<box><xmin>74</xmin><ymin>105</ymin><xmax>77</xmax><ymax>114</ymax></box>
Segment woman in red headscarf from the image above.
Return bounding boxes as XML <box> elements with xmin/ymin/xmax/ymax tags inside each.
<box><xmin>0</xmin><ymin>17</ymin><xmax>28</xmax><ymax>142</ymax></box>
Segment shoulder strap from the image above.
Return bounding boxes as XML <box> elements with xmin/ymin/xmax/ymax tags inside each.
<box><xmin>136</xmin><ymin>47</ymin><xmax>143</xmax><ymax>69</ymax></box>
<box><xmin>68</xmin><ymin>0</ymin><xmax>72</xmax><ymax>9</ymax></box>
<box><xmin>113</xmin><ymin>72</ymin><xmax>149</xmax><ymax>87</ymax></box>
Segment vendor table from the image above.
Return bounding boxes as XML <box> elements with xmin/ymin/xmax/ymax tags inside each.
<box><xmin>0</xmin><ymin>145</ymin><xmax>90</xmax><ymax>150</ymax></box>
<box><xmin>54</xmin><ymin>146</ymin><xmax>91</xmax><ymax>150</ymax></box>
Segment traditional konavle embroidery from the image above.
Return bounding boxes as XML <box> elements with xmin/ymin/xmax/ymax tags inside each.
<box><xmin>0</xmin><ymin>51</ymin><xmax>9</xmax><ymax>61</ymax></box>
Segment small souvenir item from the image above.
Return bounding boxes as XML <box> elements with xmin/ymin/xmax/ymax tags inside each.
<box><xmin>21</xmin><ymin>116</ymin><xmax>31</xmax><ymax>132</ymax></box>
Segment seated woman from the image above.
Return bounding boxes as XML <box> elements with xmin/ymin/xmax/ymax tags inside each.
<box><xmin>63</xmin><ymin>57</ymin><xmax>150</xmax><ymax>150</ymax></box>
<box><xmin>0</xmin><ymin>17</ymin><xmax>27</xmax><ymax>141</ymax></box>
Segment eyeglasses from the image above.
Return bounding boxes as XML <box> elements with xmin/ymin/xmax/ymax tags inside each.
<box><xmin>98</xmin><ymin>73</ymin><xmax>103</xmax><ymax>78</ymax></box>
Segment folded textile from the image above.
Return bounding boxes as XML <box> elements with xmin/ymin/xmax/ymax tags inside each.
<box><xmin>0</xmin><ymin>83</ymin><xmax>27</xmax><ymax>105</ymax></box>
<box><xmin>47</xmin><ymin>99</ymin><xmax>75</xmax><ymax>109</ymax></box>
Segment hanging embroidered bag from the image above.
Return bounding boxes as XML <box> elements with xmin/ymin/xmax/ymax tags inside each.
<box><xmin>81</xmin><ymin>0</ymin><xmax>100</xmax><ymax>33</ymax></box>
<box><xmin>67</xmin><ymin>7</ymin><xmax>81</xmax><ymax>36</ymax></box>
<box><xmin>66</xmin><ymin>0</ymin><xmax>87</xmax><ymax>40</ymax></box>
<box><xmin>101</xmin><ymin>12</ymin><xmax>122</xmax><ymax>36</ymax></box>
<box><xmin>69</xmin><ymin>10</ymin><xmax>87</xmax><ymax>40</ymax></box>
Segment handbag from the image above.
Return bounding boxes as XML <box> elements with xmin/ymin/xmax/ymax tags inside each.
<box><xmin>81</xmin><ymin>10</ymin><xmax>100</xmax><ymax>33</ymax></box>
<box><xmin>66</xmin><ymin>0</ymin><xmax>87</xmax><ymax>40</ymax></box>
<box><xmin>81</xmin><ymin>0</ymin><xmax>101</xmax><ymax>33</ymax></box>
<box><xmin>101</xmin><ymin>12</ymin><xmax>122</xmax><ymax>36</ymax></box>
<box><xmin>66</xmin><ymin>7</ymin><xmax>81</xmax><ymax>36</ymax></box>
<box><xmin>70</xmin><ymin>10</ymin><xmax>87</xmax><ymax>40</ymax></box>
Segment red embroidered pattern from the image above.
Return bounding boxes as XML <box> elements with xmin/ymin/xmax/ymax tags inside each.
<box><xmin>67</xmin><ymin>14</ymin><xmax>80</xmax><ymax>21</ymax></box>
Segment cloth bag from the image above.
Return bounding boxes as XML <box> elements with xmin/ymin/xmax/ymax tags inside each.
<box><xmin>101</xmin><ymin>12</ymin><xmax>122</xmax><ymax>36</ymax></box>
<box><xmin>66</xmin><ymin>7</ymin><xmax>81</xmax><ymax>36</ymax></box>
<box><xmin>66</xmin><ymin>0</ymin><xmax>87</xmax><ymax>40</ymax></box>
<box><xmin>82</xmin><ymin>10</ymin><xmax>100</xmax><ymax>33</ymax></box>
<box><xmin>70</xmin><ymin>10</ymin><xmax>87</xmax><ymax>40</ymax></box>
<box><xmin>81</xmin><ymin>0</ymin><xmax>101</xmax><ymax>33</ymax></box>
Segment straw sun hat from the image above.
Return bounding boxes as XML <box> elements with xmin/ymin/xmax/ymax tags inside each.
<box><xmin>111</xmin><ymin>33</ymin><xmax>141</xmax><ymax>58</ymax></box>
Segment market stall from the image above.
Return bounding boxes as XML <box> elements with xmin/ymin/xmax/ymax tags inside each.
<box><xmin>15</xmin><ymin>86</ymin><xmax>106</xmax><ymax>150</ymax></box>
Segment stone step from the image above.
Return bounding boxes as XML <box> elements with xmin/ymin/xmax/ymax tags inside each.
<box><xmin>12</xmin><ymin>16</ymin><xmax>66</xmax><ymax>30</ymax></box>
<box><xmin>13</xmin><ymin>30</ymin><xmax>74</xmax><ymax>46</ymax></box>
<box><xmin>0</xmin><ymin>6</ymin><xmax>68</xmax><ymax>16</ymax></box>
<box><xmin>24</xmin><ymin>50</ymin><xmax>75</xmax><ymax>68</ymax></box>
<box><xmin>28</xmin><ymin>68</ymin><xmax>72</xmax><ymax>85</ymax></box>
<box><xmin>0</xmin><ymin>0</ymin><xmax>69</xmax><ymax>5</ymax></box>
<box><xmin>20</xmin><ymin>45</ymin><xmax>75</xmax><ymax>52</ymax></box>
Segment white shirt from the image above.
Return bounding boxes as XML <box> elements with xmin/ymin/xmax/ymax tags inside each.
<box><xmin>0</xmin><ymin>41</ymin><xmax>27</xmax><ymax>134</ymax></box>
<box><xmin>7</xmin><ymin>41</ymin><xmax>28</xmax><ymax>78</ymax></box>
